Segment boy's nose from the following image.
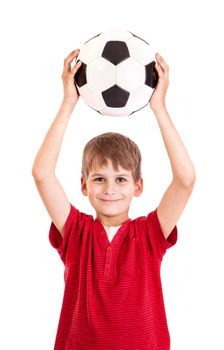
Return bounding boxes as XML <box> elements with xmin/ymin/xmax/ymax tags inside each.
<box><xmin>103</xmin><ymin>182</ymin><xmax>116</xmax><ymax>195</ymax></box>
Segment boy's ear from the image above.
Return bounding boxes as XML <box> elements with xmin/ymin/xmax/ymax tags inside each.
<box><xmin>81</xmin><ymin>176</ymin><xmax>88</xmax><ymax>196</ymax></box>
<box><xmin>134</xmin><ymin>177</ymin><xmax>143</xmax><ymax>197</ymax></box>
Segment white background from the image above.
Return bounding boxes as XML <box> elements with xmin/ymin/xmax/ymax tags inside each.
<box><xmin>0</xmin><ymin>0</ymin><xmax>224</xmax><ymax>349</ymax></box>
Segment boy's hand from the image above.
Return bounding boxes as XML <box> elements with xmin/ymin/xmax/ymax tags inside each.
<box><xmin>149</xmin><ymin>53</ymin><xmax>169</xmax><ymax>112</ymax></box>
<box><xmin>62</xmin><ymin>49</ymin><xmax>82</xmax><ymax>106</ymax></box>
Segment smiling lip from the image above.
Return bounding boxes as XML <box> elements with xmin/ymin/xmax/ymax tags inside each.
<box><xmin>98</xmin><ymin>198</ymin><xmax>122</xmax><ymax>203</ymax></box>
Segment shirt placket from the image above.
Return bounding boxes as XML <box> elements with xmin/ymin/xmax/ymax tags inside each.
<box><xmin>104</xmin><ymin>246</ymin><xmax>113</xmax><ymax>277</ymax></box>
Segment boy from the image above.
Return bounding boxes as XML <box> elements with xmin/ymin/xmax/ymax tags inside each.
<box><xmin>32</xmin><ymin>49</ymin><xmax>196</xmax><ymax>350</ymax></box>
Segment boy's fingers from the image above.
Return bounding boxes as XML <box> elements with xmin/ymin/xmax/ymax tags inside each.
<box><xmin>156</xmin><ymin>54</ymin><xmax>169</xmax><ymax>71</ymax></box>
<box><xmin>155</xmin><ymin>63</ymin><xmax>163</xmax><ymax>77</ymax></box>
<box><xmin>71</xmin><ymin>61</ymin><xmax>82</xmax><ymax>76</ymax></box>
<box><xmin>63</xmin><ymin>49</ymin><xmax>80</xmax><ymax>71</ymax></box>
<box><xmin>155</xmin><ymin>54</ymin><xmax>169</xmax><ymax>79</ymax></box>
<box><xmin>64</xmin><ymin>49</ymin><xmax>80</xmax><ymax>62</ymax></box>
<box><xmin>156</xmin><ymin>53</ymin><xmax>166</xmax><ymax>63</ymax></box>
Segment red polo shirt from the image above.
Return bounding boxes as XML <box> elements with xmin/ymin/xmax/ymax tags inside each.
<box><xmin>49</xmin><ymin>204</ymin><xmax>177</xmax><ymax>350</ymax></box>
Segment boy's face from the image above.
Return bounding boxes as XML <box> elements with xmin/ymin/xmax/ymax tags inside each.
<box><xmin>81</xmin><ymin>160</ymin><xmax>143</xmax><ymax>226</ymax></box>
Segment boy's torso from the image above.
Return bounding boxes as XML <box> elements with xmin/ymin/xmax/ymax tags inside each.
<box><xmin>50</xmin><ymin>206</ymin><xmax>177</xmax><ymax>350</ymax></box>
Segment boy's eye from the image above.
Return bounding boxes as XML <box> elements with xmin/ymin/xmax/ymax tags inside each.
<box><xmin>116</xmin><ymin>177</ymin><xmax>127</xmax><ymax>183</ymax></box>
<box><xmin>94</xmin><ymin>177</ymin><xmax>105</xmax><ymax>182</ymax></box>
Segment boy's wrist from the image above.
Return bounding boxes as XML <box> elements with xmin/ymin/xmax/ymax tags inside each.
<box><xmin>61</xmin><ymin>98</ymin><xmax>77</xmax><ymax>111</ymax></box>
<box><xmin>150</xmin><ymin>103</ymin><xmax>167</xmax><ymax>115</ymax></box>
<box><xmin>56</xmin><ymin>99</ymin><xmax>77</xmax><ymax>123</ymax></box>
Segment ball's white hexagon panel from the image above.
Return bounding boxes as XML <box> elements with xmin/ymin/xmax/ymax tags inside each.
<box><xmin>127</xmin><ymin>37</ymin><xmax>155</xmax><ymax>65</ymax></box>
<box><xmin>116</xmin><ymin>58</ymin><xmax>145</xmax><ymax>91</ymax></box>
<box><xmin>78</xmin><ymin>84</ymin><xmax>106</xmax><ymax>111</ymax></box>
<box><xmin>87</xmin><ymin>57</ymin><xmax>116</xmax><ymax>91</ymax></box>
<box><xmin>78</xmin><ymin>36</ymin><xmax>107</xmax><ymax>65</ymax></box>
<box><xmin>126</xmin><ymin>85</ymin><xmax>153</xmax><ymax>111</ymax></box>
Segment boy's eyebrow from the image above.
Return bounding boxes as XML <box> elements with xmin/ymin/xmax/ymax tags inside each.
<box><xmin>90</xmin><ymin>173</ymin><xmax>104</xmax><ymax>177</ymax></box>
<box><xmin>90</xmin><ymin>173</ymin><xmax>130</xmax><ymax>178</ymax></box>
<box><xmin>115</xmin><ymin>174</ymin><xmax>130</xmax><ymax>177</ymax></box>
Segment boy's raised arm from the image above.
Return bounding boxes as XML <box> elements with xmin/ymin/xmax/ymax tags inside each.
<box><xmin>149</xmin><ymin>54</ymin><xmax>196</xmax><ymax>239</ymax></box>
<box><xmin>32</xmin><ymin>50</ymin><xmax>82</xmax><ymax>237</ymax></box>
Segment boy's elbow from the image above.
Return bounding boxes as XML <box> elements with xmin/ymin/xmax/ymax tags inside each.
<box><xmin>181</xmin><ymin>170</ymin><xmax>196</xmax><ymax>189</ymax></box>
<box><xmin>188</xmin><ymin>166</ymin><xmax>196</xmax><ymax>186</ymax></box>
<box><xmin>174</xmin><ymin>168</ymin><xmax>196</xmax><ymax>189</ymax></box>
<box><xmin>32</xmin><ymin>164</ymin><xmax>38</xmax><ymax>179</ymax></box>
<box><xmin>185</xmin><ymin>175</ymin><xmax>196</xmax><ymax>189</ymax></box>
<box><xmin>32</xmin><ymin>164</ymin><xmax>52</xmax><ymax>182</ymax></box>
<box><xmin>32</xmin><ymin>167</ymin><xmax>42</xmax><ymax>182</ymax></box>
<box><xmin>32</xmin><ymin>162</ymin><xmax>41</xmax><ymax>180</ymax></box>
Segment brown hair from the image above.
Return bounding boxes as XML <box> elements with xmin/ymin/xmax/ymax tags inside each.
<box><xmin>81</xmin><ymin>132</ymin><xmax>142</xmax><ymax>182</ymax></box>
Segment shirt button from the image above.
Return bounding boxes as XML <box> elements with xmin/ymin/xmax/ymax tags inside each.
<box><xmin>107</xmin><ymin>246</ymin><xmax>112</xmax><ymax>251</ymax></box>
<box><xmin>106</xmin><ymin>264</ymin><xmax>111</xmax><ymax>269</ymax></box>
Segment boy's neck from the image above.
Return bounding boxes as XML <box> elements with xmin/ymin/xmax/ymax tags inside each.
<box><xmin>96</xmin><ymin>213</ymin><xmax>129</xmax><ymax>227</ymax></box>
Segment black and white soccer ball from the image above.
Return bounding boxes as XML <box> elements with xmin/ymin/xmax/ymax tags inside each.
<box><xmin>74</xmin><ymin>30</ymin><xmax>158</xmax><ymax>116</ymax></box>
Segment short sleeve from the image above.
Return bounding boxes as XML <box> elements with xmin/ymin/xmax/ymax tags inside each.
<box><xmin>49</xmin><ymin>204</ymin><xmax>80</xmax><ymax>264</ymax></box>
<box><xmin>145</xmin><ymin>209</ymin><xmax>178</xmax><ymax>259</ymax></box>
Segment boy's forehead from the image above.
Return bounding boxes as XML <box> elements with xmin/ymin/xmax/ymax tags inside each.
<box><xmin>90</xmin><ymin>159</ymin><xmax>130</xmax><ymax>175</ymax></box>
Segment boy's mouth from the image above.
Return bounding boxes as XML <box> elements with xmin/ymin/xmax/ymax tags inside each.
<box><xmin>97</xmin><ymin>197</ymin><xmax>123</xmax><ymax>203</ymax></box>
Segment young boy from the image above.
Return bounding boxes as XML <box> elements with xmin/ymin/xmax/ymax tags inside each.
<box><xmin>32</xmin><ymin>49</ymin><xmax>196</xmax><ymax>350</ymax></box>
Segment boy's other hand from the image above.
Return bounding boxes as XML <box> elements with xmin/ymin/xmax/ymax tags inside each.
<box><xmin>149</xmin><ymin>53</ymin><xmax>169</xmax><ymax>112</ymax></box>
<box><xmin>62</xmin><ymin>49</ymin><xmax>82</xmax><ymax>106</ymax></box>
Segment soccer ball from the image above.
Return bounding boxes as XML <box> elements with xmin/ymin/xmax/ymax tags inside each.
<box><xmin>74</xmin><ymin>30</ymin><xmax>158</xmax><ymax>116</ymax></box>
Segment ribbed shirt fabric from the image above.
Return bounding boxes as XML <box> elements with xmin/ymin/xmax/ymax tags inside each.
<box><xmin>49</xmin><ymin>204</ymin><xmax>177</xmax><ymax>350</ymax></box>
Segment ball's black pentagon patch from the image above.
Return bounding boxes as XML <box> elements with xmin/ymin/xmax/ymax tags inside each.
<box><xmin>102</xmin><ymin>41</ymin><xmax>130</xmax><ymax>65</ymax></box>
<box><xmin>102</xmin><ymin>84</ymin><xmax>130</xmax><ymax>107</ymax></box>
<box><xmin>145</xmin><ymin>61</ymin><xmax>158</xmax><ymax>88</ymax></box>
<box><xmin>74</xmin><ymin>61</ymin><xmax>87</xmax><ymax>87</ymax></box>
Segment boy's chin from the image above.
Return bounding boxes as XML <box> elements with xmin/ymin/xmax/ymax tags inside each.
<box><xmin>95</xmin><ymin>207</ymin><xmax>129</xmax><ymax>220</ymax></box>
